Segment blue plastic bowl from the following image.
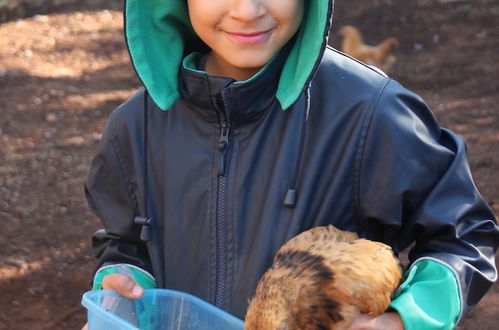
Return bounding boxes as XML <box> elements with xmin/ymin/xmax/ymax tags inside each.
<box><xmin>81</xmin><ymin>289</ymin><xmax>245</xmax><ymax>330</ymax></box>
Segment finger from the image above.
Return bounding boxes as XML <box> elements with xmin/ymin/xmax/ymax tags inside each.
<box><xmin>102</xmin><ymin>273</ymin><xmax>144</xmax><ymax>299</ymax></box>
<box><xmin>82</xmin><ymin>323</ymin><xmax>88</xmax><ymax>330</ymax></box>
<box><xmin>346</xmin><ymin>314</ymin><xmax>375</xmax><ymax>330</ymax></box>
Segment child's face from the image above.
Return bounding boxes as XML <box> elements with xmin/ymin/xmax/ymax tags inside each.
<box><xmin>187</xmin><ymin>0</ymin><xmax>304</xmax><ymax>81</ymax></box>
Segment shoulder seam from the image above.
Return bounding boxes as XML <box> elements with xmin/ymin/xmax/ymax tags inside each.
<box><xmin>324</xmin><ymin>45</ymin><xmax>389</xmax><ymax>77</ymax></box>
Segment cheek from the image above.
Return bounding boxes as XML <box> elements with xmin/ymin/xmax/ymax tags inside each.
<box><xmin>187</xmin><ymin>1</ymin><xmax>224</xmax><ymax>39</ymax></box>
<box><xmin>272</xmin><ymin>0</ymin><xmax>304</xmax><ymax>33</ymax></box>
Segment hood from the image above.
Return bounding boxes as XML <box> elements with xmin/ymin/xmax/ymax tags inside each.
<box><xmin>124</xmin><ymin>0</ymin><xmax>333</xmax><ymax>110</ymax></box>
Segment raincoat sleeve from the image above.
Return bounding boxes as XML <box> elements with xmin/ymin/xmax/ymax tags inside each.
<box><xmin>356</xmin><ymin>79</ymin><xmax>498</xmax><ymax>328</ymax></box>
<box><xmin>85</xmin><ymin>93</ymin><xmax>154</xmax><ymax>284</ymax></box>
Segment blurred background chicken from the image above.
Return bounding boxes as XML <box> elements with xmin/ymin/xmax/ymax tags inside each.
<box><xmin>338</xmin><ymin>25</ymin><xmax>399</xmax><ymax>73</ymax></box>
<box><xmin>245</xmin><ymin>225</ymin><xmax>402</xmax><ymax>330</ymax></box>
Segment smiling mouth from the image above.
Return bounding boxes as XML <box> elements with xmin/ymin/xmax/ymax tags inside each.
<box><xmin>224</xmin><ymin>28</ymin><xmax>274</xmax><ymax>44</ymax></box>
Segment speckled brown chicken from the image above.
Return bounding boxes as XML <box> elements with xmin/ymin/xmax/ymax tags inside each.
<box><xmin>244</xmin><ymin>225</ymin><xmax>402</xmax><ymax>330</ymax></box>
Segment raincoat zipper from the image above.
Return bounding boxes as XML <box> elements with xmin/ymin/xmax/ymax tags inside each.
<box><xmin>214</xmin><ymin>90</ymin><xmax>232</xmax><ymax>309</ymax></box>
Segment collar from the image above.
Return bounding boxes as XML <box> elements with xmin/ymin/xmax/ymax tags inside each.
<box><xmin>178</xmin><ymin>50</ymin><xmax>287</xmax><ymax>126</ymax></box>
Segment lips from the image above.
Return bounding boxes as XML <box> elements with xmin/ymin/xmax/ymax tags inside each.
<box><xmin>224</xmin><ymin>28</ymin><xmax>274</xmax><ymax>44</ymax></box>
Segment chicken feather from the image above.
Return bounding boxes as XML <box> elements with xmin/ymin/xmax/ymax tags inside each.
<box><xmin>245</xmin><ymin>225</ymin><xmax>402</xmax><ymax>330</ymax></box>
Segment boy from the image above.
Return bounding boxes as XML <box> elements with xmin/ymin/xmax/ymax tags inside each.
<box><xmin>85</xmin><ymin>0</ymin><xmax>498</xmax><ymax>329</ymax></box>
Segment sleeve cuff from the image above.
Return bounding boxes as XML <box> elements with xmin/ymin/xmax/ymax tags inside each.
<box><xmin>92</xmin><ymin>263</ymin><xmax>157</xmax><ymax>290</ymax></box>
<box><xmin>390</xmin><ymin>259</ymin><xmax>461</xmax><ymax>330</ymax></box>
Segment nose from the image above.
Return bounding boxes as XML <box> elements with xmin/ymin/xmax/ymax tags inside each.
<box><xmin>228</xmin><ymin>0</ymin><xmax>265</xmax><ymax>21</ymax></box>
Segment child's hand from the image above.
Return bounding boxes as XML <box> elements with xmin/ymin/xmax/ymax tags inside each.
<box><xmin>346</xmin><ymin>312</ymin><xmax>404</xmax><ymax>330</ymax></box>
<box><xmin>81</xmin><ymin>274</ymin><xmax>144</xmax><ymax>330</ymax></box>
<box><xmin>102</xmin><ymin>273</ymin><xmax>144</xmax><ymax>299</ymax></box>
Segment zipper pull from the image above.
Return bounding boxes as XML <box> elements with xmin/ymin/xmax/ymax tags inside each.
<box><xmin>217</xmin><ymin>124</ymin><xmax>230</xmax><ymax>176</ymax></box>
<box><xmin>218</xmin><ymin>124</ymin><xmax>229</xmax><ymax>149</ymax></box>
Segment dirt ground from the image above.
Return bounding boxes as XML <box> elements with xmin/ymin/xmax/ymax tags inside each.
<box><xmin>0</xmin><ymin>0</ymin><xmax>497</xmax><ymax>329</ymax></box>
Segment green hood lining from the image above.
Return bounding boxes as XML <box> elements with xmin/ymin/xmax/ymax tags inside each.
<box><xmin>125</xmin><ymin>0</ymin><xmax>331</xmax><ymax>110</ymax></box>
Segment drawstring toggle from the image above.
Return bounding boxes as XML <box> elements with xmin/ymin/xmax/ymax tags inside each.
<box><xmin>283</xmin><ymin>189</ymin><xmax>297</xmax><ymax>208</ymax></box>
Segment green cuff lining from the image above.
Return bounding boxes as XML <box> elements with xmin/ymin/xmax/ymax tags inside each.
<box><xmin>92</xmin><ymin>264</ymin><xmax>157</xmax><ymax>290</ymax></box>
<box><xmin>390</xmin><ymin>259</ymin><xmax>461</xmax><ymax>330</ymax></box>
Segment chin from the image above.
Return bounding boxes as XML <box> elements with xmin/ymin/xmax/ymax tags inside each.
<box><xmin>234</xmin><ymin>59</ymin><xmax>270</xmax><ymax>73</ymax></box>
<box><xmin>229</xmin><ymin>53</ymin><xmax>273</xmax><ymax>72</ymax></box>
